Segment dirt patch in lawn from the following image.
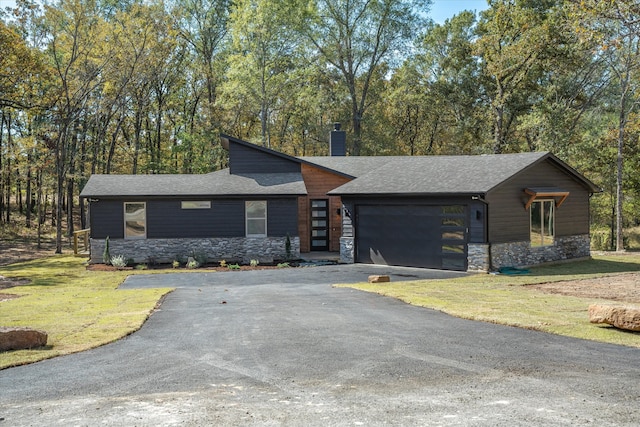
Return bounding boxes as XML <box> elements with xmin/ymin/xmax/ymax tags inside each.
<box><xmin>0</xmin><ymin>240</ymin><xmax>59</xmax><ymax>266</ymax></box>
<box><xmin>0</xmin><ymin>276</ymin><xmax>30</xmax><ymax>302</ymax></box>
<box><xmin>528</xmin><ymin>273</ymin><xmax>640</xmax><ymax>304</ymax></box>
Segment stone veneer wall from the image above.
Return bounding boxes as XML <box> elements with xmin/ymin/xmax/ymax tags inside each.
<box><xmin>490</xmin><ymin>234</ymin><xmax>590</xmax><ymax>270</ymax></box>
<box><xmin>467</xmin><ymin>243</ymin><xmax>490</xmax><ymax>272</ymax></box>
<box><xmin>340</xmin><ymin>237</ymin><xmax>354</xmax><ymax>264</ymax></box>
<box><xmin>90</xmin><ymin>236</ymin><xmax>300</xmax><ymax>264</ymax></box>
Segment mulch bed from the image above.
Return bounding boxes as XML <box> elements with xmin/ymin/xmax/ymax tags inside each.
<box><xmin>85</xmin><ymin>263</ymin><xmax>285</xmax><ymax>272</ymax></box>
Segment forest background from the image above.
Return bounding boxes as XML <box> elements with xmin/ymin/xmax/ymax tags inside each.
<box><xmin>0</xmin><ymin>0</ymin><xmax>639</xmax><ymax>254</ymax></box>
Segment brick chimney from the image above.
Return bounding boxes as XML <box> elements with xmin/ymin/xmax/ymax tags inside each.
<box><xmin>329</xmin><ymin>123</ymin><xmax>346</xmax><ymax>156</ymax></box>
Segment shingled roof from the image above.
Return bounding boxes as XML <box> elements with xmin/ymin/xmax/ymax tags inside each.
<box><xmin>80</xmin><ymin>135</ymin><xmax>599</xmax><ymax>199</ymax></box>
<box><xmin>324</xmin><ymin>152</ymin><xmax>600</xmax><ymax>196</ymax></box>
<box><xmin>80</xmin><ymin>169</ymin><xmax>307</xmax><ymax>198</ymax></box>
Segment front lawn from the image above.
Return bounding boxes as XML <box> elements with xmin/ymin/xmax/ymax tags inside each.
<box><xmin>0</xmin><ymin>256</ymin><xmax>172</xmax><ymax>369</ymax></box>
<box><xmin>336</xmin><ymin>254</ymin><xmax>640</xmax><ymax>348</ymax></box>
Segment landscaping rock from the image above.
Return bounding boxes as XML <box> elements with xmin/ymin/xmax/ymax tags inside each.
<box><xmin>368</xmin><ymin>275</ymin><xmax>390</xmax><ymax>283</ymax></box>
<box><xmin>0</xmin><ymin>327</ymin><xmax>48</xmax><ymax>352</ymax></box>
<box><xmin>588</xmin><ymin>304</ymin><xmax>640</xmax><ymax>332</ymax></box>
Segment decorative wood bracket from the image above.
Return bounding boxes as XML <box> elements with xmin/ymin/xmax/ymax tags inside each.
<box><xmin>524</xmin><ymin>188</ymin><xmax>569</xmax><ymax>210</ymax></box>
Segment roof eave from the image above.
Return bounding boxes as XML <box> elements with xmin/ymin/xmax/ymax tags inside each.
<box><xmin>328</xmin><ymin>191</ymin><xmax>485</xmax><ymax>198</ymax></box>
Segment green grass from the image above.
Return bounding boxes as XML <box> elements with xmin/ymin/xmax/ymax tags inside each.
<box><xmin>0</xmin><ymin>256</ymin><xmax>172</xmax><ymax>369</ymax></box>
<box><xmin>336</xmin><ymin>254</ymin><xmax>640</xmax><ymax>348</ymax></box>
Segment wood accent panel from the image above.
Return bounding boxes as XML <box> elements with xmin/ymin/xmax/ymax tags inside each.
<box><xmin>299</xmin><ymin>164</ymin><xmax>352</xmax><ymax>252</ymax></box>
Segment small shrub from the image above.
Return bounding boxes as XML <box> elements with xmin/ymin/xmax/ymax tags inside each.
<box><xmin>285</xmin><ymin>234</ymin><xmax>292</xmax><ymax>260</ymax></box>
<box><xmin>190</xmin><ymin>252</ymin><xmax>207</xmax><ymax>266</ymax></box>
<box><xmin>103</xmin><ymin>236</ymin><xmax>111</xmax><ymax>265</ymax></box>
<box><xmin>186</xmin><ymin>257</ymin><xmax>200</xmax><ymax>269</ymax></box>
<box><xmin>110</xmin><ymin>255</ymin><xmax>128</xmax><ymax>268</ymax></box>
<box><xmin>228</xmin><ymin>263</ymin><xmax>240</xmax><ymax>270</ymax></box>
<box><xmin>219</xmin><ymin>260</ymin><xmax>227</xmax><ymax>268</ymax></box>
<box><xmin>135</xmin><ymin>264</ymin><xmax>148</xmax><ymax>270</ymax></box>
<box><xmin>277</xmin><ymin>262</ymin><xmax>290</xmax><ymax>268</ymax></box>
<box><xmin>250</xmin><ymin>259</ymin><xmax>259</xmax><ymax>267</ymax></box>
<box><xmin>172</xmin><ymin>260</ymin><xmax>180</xmax><ymax>269</ymax></box>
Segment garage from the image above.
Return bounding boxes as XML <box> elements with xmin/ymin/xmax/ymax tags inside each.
<box><xmin>355</xmin><ymin>204</ymin><xmax>468</xmax><ymax>271</ymax></box>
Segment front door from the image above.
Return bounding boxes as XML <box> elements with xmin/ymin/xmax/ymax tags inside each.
<box><xmin>310</xmin><ymin>199</ymin><xmax>329</xmax><ymax>251</ymax></box>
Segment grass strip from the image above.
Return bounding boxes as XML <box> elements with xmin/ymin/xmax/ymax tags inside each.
<box><xmin>0</xmin><ymin>255</ymin><xmax>172</xmax><ymax>369</ymax></box>
<box><xmin>336</xmin><ymin>254</ymin><xmax>640</xmax><ymax>348</ymax></box>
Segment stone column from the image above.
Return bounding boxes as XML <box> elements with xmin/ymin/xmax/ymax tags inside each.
<box><xmin>340</xmin><ymin>237</ymin><xmax>354</xmax><ymax>264</ymax></box>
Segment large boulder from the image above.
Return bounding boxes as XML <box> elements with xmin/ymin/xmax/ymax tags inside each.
<box><xmin>588</xmin><ymin>304</ymin><xmax>640</xmax><ymax>332</ymax></box>
<box><xmin>0</xmin><ymin>327</ymin><xmax>48</xmax><ymax>351</ymax></box>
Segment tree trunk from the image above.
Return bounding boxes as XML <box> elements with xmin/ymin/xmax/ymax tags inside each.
<box><xmin>0</xmin><ymin>110</ymin><xmax>4</xmax><ymax>223</ymax></box>
<box><xmin>26</xmin><ymin>156</ymin><xmax>32</xmax><ymax>228</ymax></box>
<box><xmin>37</xmin><ymin>169</ymin><xmax>43</xmax><ymax>249</ymax></box>
<box><xmin>5</xmin><ymin>112</ymin><xmax>11</xmax><ymax>223</ymax></box>
<box><xmin>55</xmin><ymin>123</ymin><xmax>68</xmax><ymax>254</ymax></box>
<box><xmin>616</xmin><ymin>98</ymin><xmax>626</xmax><ymax>252</ymax></box>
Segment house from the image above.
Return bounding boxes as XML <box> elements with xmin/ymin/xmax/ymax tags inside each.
<box><xmin>80</xmin><ymin>126</ymin><xmax>600</xmax><ymax>271</ymax></box>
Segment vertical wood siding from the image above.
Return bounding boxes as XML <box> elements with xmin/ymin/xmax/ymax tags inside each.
<box><xmin>229</xmin><ymin>141</ymin><xmax>301</xmax><ymax>174</ymax></box>
<box><xmin>299</xmin><ymin>164</ymin><xmax>352</xmax><ymax>252</ymax></box>
<box><xmin>485</xmin><ymin>159</ymin><xmax>592</xmax><ymax>244</ymax></box>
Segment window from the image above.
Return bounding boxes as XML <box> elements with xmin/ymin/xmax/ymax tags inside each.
<box><xmin>530</xmin><ymin>200</ymin><xmax>554</xmax><ymax>246</ymax></box>
<box><xmin>246</xmin><ymin>200</ymin><xmax>267</xmax><ymax>237</ymax></box>
<box><xmin>124</xmin><ymin>202</ymin><xmax>146</xmax><ymax>239</ymax></box>
<box><xmin>181</xmin><ymin>201</ymin><xmax>211</xmax><ymax>209</ymax></box>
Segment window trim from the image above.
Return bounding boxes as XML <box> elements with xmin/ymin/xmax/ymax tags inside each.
<box><xmin>124</xmin><ymin>202</ymin><xmax>147</xmax><ymax>239</ymax></box>
<box><xmin>530</xmin><ymin>199</ymin><xmax>554</xmax><ymax>247</ymax></box>
<box><xmin>245</xmin><ymin>200</ymin><xmax>267</xmax><ymax>237</ymax></box>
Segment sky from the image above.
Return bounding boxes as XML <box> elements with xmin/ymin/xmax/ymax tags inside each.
<box><xmin>429</xmin><ymin>0</ymin><xmax>489</xmax><ymax>23</ymax></box>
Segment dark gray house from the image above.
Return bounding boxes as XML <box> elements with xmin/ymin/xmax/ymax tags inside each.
<box><xmin>80</xmin><ymin>131</ymin><xmax>600</xmax><ymax>271</ymax></box>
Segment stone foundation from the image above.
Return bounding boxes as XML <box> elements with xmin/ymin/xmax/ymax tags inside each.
<box><xmin>340</xmin><ymin>237</ymin><xmax>354</xmax><ymax>264</ymax></box>
<box><xmin>91</xmin><ymin>236</ymin><xmax>300</xmax><ymax>265</ymax></box>
<box><xmin>490</xmin><ymin>234</ymin><xmax>590</xmax><ymax>270</ymax></box>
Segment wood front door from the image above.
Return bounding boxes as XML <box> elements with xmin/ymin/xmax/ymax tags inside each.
<box><xmin>310</xmin><ymin>199</ymin><xmax>329</xmax><ymax>251</ymax></box>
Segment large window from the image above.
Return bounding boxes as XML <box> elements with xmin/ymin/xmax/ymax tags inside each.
<box><xmin>246</xmin><ymin>200</ymin><xmax>267</xmax><ymax>237</ymax></box>
<box><xmin>530</xmin><ymin>200</ymin><xmax>554</xmax><ymax>246</ymax></box>
<box><xmin>124</xmin><ymin>202</ymin><xmax>146</xmax><ymax>239</ymax></box>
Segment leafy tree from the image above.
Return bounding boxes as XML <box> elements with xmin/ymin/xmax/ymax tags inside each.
<box><xmin>224</xmin><ymin>0</ymin><xmax>307</xmax><ymax>147</ymax></box>
<box><xmin>305</xmin><ymin>0</ymin><xmax>431</xmax><ymax>155</ymax></box>
<box><xmin>571</xmin><ymin>0</ymin><xmax>640</xmax><ymax>250</ymax></box>
<box><xmin>475</xmin><ymin>0</ymin><xmax>563</xmax><ymax>153</ymax></box>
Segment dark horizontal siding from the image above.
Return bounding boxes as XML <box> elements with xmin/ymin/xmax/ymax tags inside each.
<box><xmin>147</xmin><ymin>200</ymin><xmax>244</xmax><ymax>238</ymax></box>
<box><xmin>486</xmin><ymin>160</ymin><xmax>591</xmax><ymax>244</ymax></box>
<box><xmin>89</xmin><ymin>200</ymin><xmax>124</xmax><ymax>239</ymax></box>
<box><xmin>89</xmin><ymin>197</ymin><xmax>299</xmax><ymax>240</ymax></box>
<box><xmin>267</xmin><ymin>199</ymin><xmax>298</xmax><ymax>236</ymax></box>
<box><xmin>469</xmin><ymin>201</ymin><xmax>486</xmax><ymax>243</ymax></box>
<box><xmin>229</xmin><ymin>141</ymin><xmax>300</xmax><ymax>174</ymax></box>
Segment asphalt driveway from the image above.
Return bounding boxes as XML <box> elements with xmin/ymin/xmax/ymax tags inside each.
<box><xmin>1</xmin><ymin>264</ymin><xmax>639</xmax><ymax>426</ymax></box>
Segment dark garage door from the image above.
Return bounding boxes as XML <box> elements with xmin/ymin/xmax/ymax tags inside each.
<box><xmin>355</xmin><ymin>204</ymin><xmax>468</xmax><ymax>271</ymax></box>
